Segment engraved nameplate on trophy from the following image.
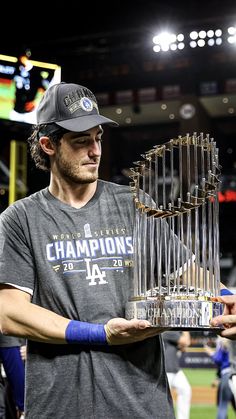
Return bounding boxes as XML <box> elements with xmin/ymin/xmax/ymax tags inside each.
<box><xmin>125</xmin><ymin>133</ymin><xmax>223</xmax><ymax>330</ymax></box>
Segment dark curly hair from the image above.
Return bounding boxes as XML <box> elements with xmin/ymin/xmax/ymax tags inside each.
<box><xmin>27</xmin><ymin>123</ymin><xmax>68</xmax><ymax>171</ymax></box>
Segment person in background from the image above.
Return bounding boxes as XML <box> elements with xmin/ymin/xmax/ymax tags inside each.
<box><xmin>162</xmin><ymin>331</ymin><xmax>192</xmax><ymax>419</ymax></box>
<box><xmin>0</xmin><ymin>82</ymin><xmax>175</xmax><ymax>419</ymax></box>
<box><xmin>226</xmin><ymin>340</ymin><xmax>236</xmax><ymax>410</ymax></box>
<box><xmin>0</xmin><ymin>334</ymin><xmax>25</xmax><ymax>419</ymax></box>
<box><xmin>210</xmin><ymin>292</ymin><xmax>236</xmax><ymax>414</ymax></box>
<box><xmin>204</xmin><ymin>336</ymin><xmax>236</xmax><ymax>419</ymax></box>
<box><xmin>10</xmin><ymin>50</ymin><xmax>55</xmax><ymax>125</ymax></box>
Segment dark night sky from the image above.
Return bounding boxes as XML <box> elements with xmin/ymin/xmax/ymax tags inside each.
<box><xmin>2</xmin><ymin>0</ymin><xmax>236</xmax><ymax>63</ymax></box>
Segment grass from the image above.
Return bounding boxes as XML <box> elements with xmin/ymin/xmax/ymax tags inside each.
<box><xmin>184</xmin><ymin>368</ymin><xmax>217</xmax><ymax>386</ymax></box>
<box><xmin>190</xmin><ymin>405</ymin><xmax>236</xmax><ymax>419</ymax></box>
<box><xmin>174</xmin><ymin>368</ymin><xmax>236</xmax><ymax>419</ymax></box>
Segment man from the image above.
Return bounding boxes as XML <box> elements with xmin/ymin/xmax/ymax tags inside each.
<box><xmin>0</xmin><ymin>82</ymin><xmax>174</xmax><ymax>418</ymax></box>
<box><xmin>162</xmin><ymin>331</ymin><xmax>192</xmax><ymax>419</ymax></box>
<box><xmin>0</xmin><ymin>334</ymin><xmax>25</xmax><ymax>419</ymax></box>
<box><xmin>228</xmin><ymin>340</ymin><xmax>236</xmax><ymax>407</ymax></box>
<box><xmin>211</xmin><ymin>292</ymin><xmax>236</xmax><ymax>409</ymax></box>
<box><xmin>204</xmin><ymin>336</ymin><xmax>236</xmax><ymax>418</ymax></box>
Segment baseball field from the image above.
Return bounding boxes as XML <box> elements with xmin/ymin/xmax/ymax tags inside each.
<box><xmin>172</xmin><ymin>368</ymin><xmax>236</xmax><ymax>418</ymax></box>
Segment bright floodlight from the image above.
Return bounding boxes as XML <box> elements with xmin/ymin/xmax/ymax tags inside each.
<box><xmin>190</xmin><ymin>40</ymin><xmax>197</xmax><ymax>48</ymax></box>
<box><xmin>152</xmin><ymin>25</ymin><xmax>226</xmax><ymax>53</ymax></box>
<box><xmin>177</xmin><ymin>34</ymin><xmax>184</xmax><ymax>42</ymax></box>
<box><xmin>228</xmin><ymin>26</ymin><xmax>236</xmax><ymax>35</ymax></box>
<box><xmin>208</xmin><ymin>39</ymin><xmax>215</xmax><ymax>46</ymax></box>
<box><xmin>207</xmin><ymin>30</ymin><xmax>214</xmax><ymax>38</ymax></box>
<box><xmin>152</xmin><ymin>31</ymin><xmax>184</xmax><ymax>52</ymax></box>
<box><xmin>227</xmin><ymin>35</ymin><xmax>236</xmax><ymax>44</ymax></box>
<box><xmin>199</xmin><ymin>30</ymin><xmax>207</xmax><ymax>38</ymax></box>
<box><xmin>190</xmin><ymin>31</ymin><xmax>198</xmax><ymax>40</ymax></box>
<box><xmin>197</xmin><ymin>39</ymin><xmax>205</xmax><ymax>47</ymax></box>
<box><xmin>215</xmin><ymin>29</ymin><xmax>222</xmax><ymax>37</ymax></box>
<box><xmin>227</xmin><ymin>26</ymin><xmax>236</xmax><ymax>44</ymax></box>
<box><xmin>188</xmin><ymin>27</ymin><xmax>223</xmax><ymax>49</ymax></box>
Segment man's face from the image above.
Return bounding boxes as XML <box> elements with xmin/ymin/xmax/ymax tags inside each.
<box><xmin>53</xmin><ymin>126</ymin><xmax>103</xmax><ymax>184</ymax></box>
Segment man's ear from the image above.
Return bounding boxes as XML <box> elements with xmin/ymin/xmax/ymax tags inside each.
<box><xmin>39</xmin><ymin>136</ymin><xmax>55</xmax><ymax>156</ymax></box>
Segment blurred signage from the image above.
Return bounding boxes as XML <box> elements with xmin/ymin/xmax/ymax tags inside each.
<box><xmin>225</xmin><ymin>78</ymin><xmax>236</xmax><ymax>94</ymax></box>
<box><xmin>115</xmin><ymin>90</ymin><xmax>133</xmax><ymax>104</ymax></box>
<box><xmin>219</xmin><ymin>174</ymin><xmax>236</xmax><ymax>202</ymax></box>
<box><xmin>162</xmin><ymin>84</ymin><xmax>181</xmax><ymax>99</ymax></box>
<box><xmin>200</xmin><ymin>81</ymin><xmax>218</xmax><ymax>95</ymax></box>
<box><xmin>180</xmin><ymin>348</ymin><xmax>215</xmax><ymax>369</ymax></box>
<box><xmin>137</xmin><ymin>87</ymin><xmax>157</xmax><ymax>102</ymax></box>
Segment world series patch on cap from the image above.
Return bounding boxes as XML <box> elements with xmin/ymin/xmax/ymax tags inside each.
<box><xmin>36</xmin><ymin>82</ymin><xmax>118</xmax><ymax>132</ymax></box>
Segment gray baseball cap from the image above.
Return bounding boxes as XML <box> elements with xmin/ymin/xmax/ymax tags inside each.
<box><xmin>36</xmin><ymin>82</ymin><xmax>118</xmax><ymax>132</ymax></box>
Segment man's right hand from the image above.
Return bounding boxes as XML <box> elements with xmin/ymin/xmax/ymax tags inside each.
<box><xmin>210</xmin><ymin>295</ymin><xmax>236</xmax><ymax>339</ymax></box>
<box><xmin>104</xmin><ymin>318</ymin><xmax>165</xmax><ymax>345</ymax></box>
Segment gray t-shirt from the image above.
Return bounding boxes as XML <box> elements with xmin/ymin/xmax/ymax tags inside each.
<box><xmin>0</xmin><ymin>180</ymin><xmax>174</xmax><ymax>419</ymax></box>
<box><xmin>0</xmin><ymin>334</ymin><xmax>23</xmax><ymax>348</ymax></box>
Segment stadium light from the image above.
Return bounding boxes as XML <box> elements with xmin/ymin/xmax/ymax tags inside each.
<box><xmin>152</xmin><ymin>32</ymin><xmax>185</xmax><ymax>53</ymax></box>
<box><xmin>227</xmin><ymin>26</ymin><xmax>236</xmax><ymax>44</ymax></box>
<box><xmin>153</xmin><ymin>26</ymin><xmax>226</xmax><ymax>53</ymax></box>
<box><xmin>189</xmin><ymin>28</ymin><xmax>222</xmax><ymax>48</ymax></box>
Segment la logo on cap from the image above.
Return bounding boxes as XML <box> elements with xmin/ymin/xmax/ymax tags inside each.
<box><xmin>80</xmin><ymin>97</ymin><xmax>93</xmax><ymax>112</ymax></box>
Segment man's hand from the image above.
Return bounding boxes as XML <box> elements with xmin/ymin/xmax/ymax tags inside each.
<box><xmin>210</xmin><ymin>295</ymin><xmax>236</xmax><ymax>339</ymax></box>
<box><xmin>178</xmin><ymin>331</ymin><xmax>191</xmax><ymax>351</ymax></box>
<box><xmin>16</xmin><ymin>409</ymin><xmax>24</xmax><ymax>419</ymax></box>
<box><xmin>104</xmin><ymin>318</ymin><xmax>165</xmax><ymax>345</ymax></box>
<box><xmin>20</xmin><ymin>345</ymin><xmax>27</xmax><ymax>361</ymax></box>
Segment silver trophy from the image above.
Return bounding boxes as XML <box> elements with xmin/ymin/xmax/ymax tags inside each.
<box><xmin>125</xmin><ymin>133</ymin><xmax>224</xmax><ymax>330</ymax></box>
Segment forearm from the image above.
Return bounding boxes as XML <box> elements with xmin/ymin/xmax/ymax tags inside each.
<box><xmin>0</xmin><ymin>289</ymin><xmax>70</xmax><ymax>344</ymax></box>
<box><xmin>0</xmin><ymin>286</ymin><xmax>168</xmax><ymax>346</ymax></box>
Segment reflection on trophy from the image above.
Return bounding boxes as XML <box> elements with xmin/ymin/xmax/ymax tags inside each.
<box><xmin>125</xmin><ymin>132</ymin><xmax>224</xmax><ymax>329</ymax></box>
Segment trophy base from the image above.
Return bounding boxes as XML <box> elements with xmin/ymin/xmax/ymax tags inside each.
<box><xmin>125</xmin><ymin>297</ymin><xmax>224</xmax><ymax>330</ymax></box>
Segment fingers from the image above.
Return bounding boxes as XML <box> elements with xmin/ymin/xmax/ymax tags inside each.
<box><xmin>127</xmin><ymin>319</ymin><xmax>152</xmax><ymax>330</ymax></box>
<box><xmin>220</xmin><ymin>326</ymin><xmax>236</xmax><ymax>339</ymax></box>
<box><xmin>210</xmin><ymin>314</ymin><xmax>236</xmax><ymax>339</ymax></box>
<box><xmin>211</xmin><ymin>295</ymin><xmax>236</xmax><ymax>304</ymax></box>
<box><xmin>211</xmin><ymin>294</ymin><xmax>236</xmax><ymax>339</ymax></box>
<box><xmin>110</xmin><ymin>318</ymin><xmax>152</xmax><ymax>331</ymax></box>
<box><xmin>104</xmin><ymin>318</ymin><xmax>162</xmax><ymax>345</ymax></box>
<box><xmin>20</xmin><ymin>345</ymin><xmax>27</xmax><ymax>361</ymax></box>
<box><xmin>211</xmin><ymin>295</ymin><xmax>236</xmax><ymax>317</ymax></box>
<box><xmin>211</xmin><ymin>314</ymin><xmax>236</xmax><ymax>327</ymax></box>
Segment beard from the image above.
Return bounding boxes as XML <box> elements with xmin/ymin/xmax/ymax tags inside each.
<box><xmin>55</xmin><ymin>149</ymin><xmax>100</xmax><ymax>184</ymax></box>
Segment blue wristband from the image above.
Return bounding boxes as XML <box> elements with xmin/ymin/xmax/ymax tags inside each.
<box><xmin>220</xmin><ymin>288</ymin><xmax>234</xmax><ymax>296</ymax></box>
<box><xmin>65</xmin><ymin>320</ymin><xmax>108</xmax><ymax>345</ymax></box>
